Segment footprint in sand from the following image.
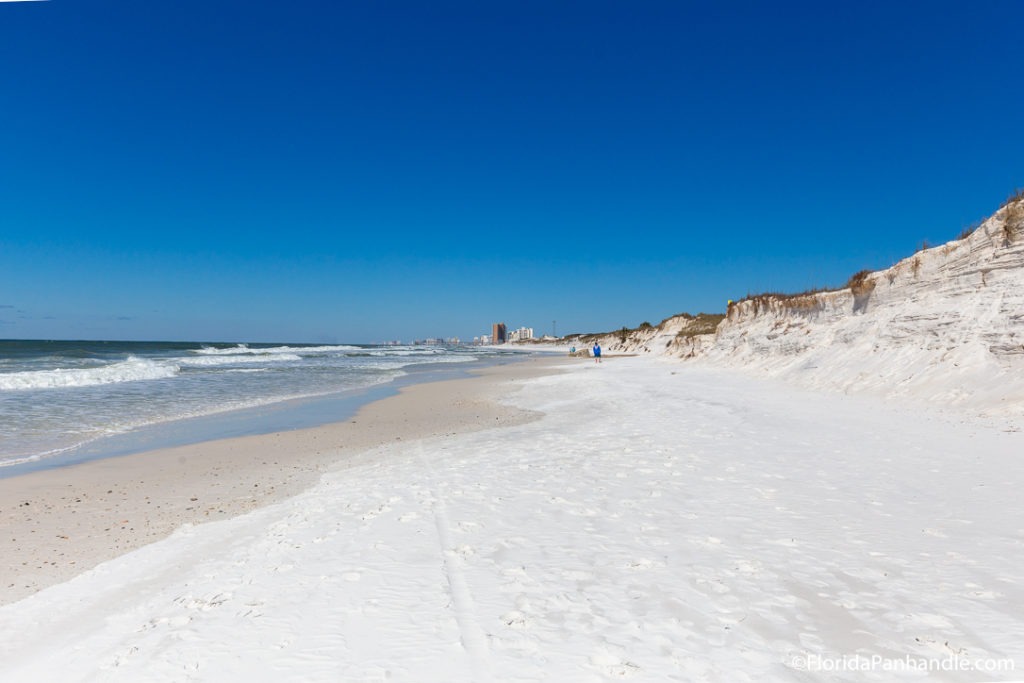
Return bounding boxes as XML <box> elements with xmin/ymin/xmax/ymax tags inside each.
<box><xmin>501</xmin><ymin>610</ymin><xmax>528</xmax><ymax>629</ymax></box>
<box><xmin>102</xmin><ymin>645</ymin><xmax>142</xmax><ymax>671</ymax></box>
<box><xmin>590</xmin><ymin>651</ymin><xmax>642</xmax><ymax>677</ymax></box>
<box><xmin>626</xmin><ymin>559</ymin><xmax>655</xmax><ymax>570</ymax></box>
<box><xmin>141</xmin><ymin>614</ymin><xmax>192</xmax><ymax>631</ymax></box>
<box><xmin>173</xmin><ymin>593</ymin><xmax>231</xmax><ymax>611</ymax></box>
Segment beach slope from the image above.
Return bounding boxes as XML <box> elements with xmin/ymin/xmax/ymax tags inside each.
<box><xmin>1</xmin><ymin>357</ymin><xmax>1021</xmax><ymax>681</ymax></box>
<box><xmin>0</xmin><ymin>359</ymin><xmax>554</xmax><ymax>605</ymax></box>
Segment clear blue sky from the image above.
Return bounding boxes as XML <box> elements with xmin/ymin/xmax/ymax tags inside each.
<box><xmin>1</xmin><ymin>1</ymin><xmax>1021</xmax><ymax>343</ymax></box>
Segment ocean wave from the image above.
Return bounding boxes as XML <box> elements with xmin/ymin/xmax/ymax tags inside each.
<box><xmin>353</xmin><ymin>355</ymin><xmax>478</xmax><ymax>371</ymax></box>
<box><xmin>367</xmin><ymin>348</ymin><xmax>451</xmax><ymax>356</ymax></box>
<box><xmin>0</xmin><ymin>357</ymin><xmax>180</xmax><ymax>391</ymax></box>
<box><xmin>0</xmin><ymin>366</ymin><xmax>410</xmax><ymax>467</ymax></box>
<box><xmin>410</xmin><ymin>355</ymin><xmax>477</xmax><ymax>364</ymax></box>
<box><xmin>177</xmin><ymin>353</ymin><xmax>302</xmax><ymax>367</ymax></box>
<box><xmin>0</xmin><ymin>440</ymin><xmax>90</xmax><ymax>468</ymax></box>
<box><xmin>193</xmin><ymin>344</ymin><xmax>360</xmax><ymax>356</ymax></box>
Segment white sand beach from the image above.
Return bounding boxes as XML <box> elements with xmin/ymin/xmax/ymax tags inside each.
<box><xmin>1</xmin><ymin>355</ymin><xmax>1021</xmax><ymax>681</ymax></box>
<box><xmin>0</xmin><ymin>358</ymin><xmax>556</xmax><ymax>605</ymax></box>
<box><xmin>6</xmin><ymin>2</ymin><xmax>1024</xmax><ymax>681</ymax></box>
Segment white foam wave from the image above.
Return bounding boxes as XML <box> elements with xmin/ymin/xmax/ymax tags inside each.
<box><xmin>193</xmin><ymin>344</ymin><xmax>360</xmax><ymax>356</ymax></box>
<box><xmin>357</xmin><ymin>355</ymin><xmax>478</xmax><ymax>371</ymax></box>
<box><xmin>0</xmin><ymin>357</ymin><xmax>179</xmax><ymax>391</ymax></box>
<box><xmin>0</xmin><ymin>366</ymin><xmax>410</xmax><ymax>467</ymax></box>
<box><xmin>0</xmin><ymin>439</ymin><xmax>96</xmax><ymax>468</ymax></box>
<box><xmin>413</xmin><ymin>355</ymin><xmax>477</xmax><ymax>364</ymax></box>
<box><xmin>178</xmin><ymin>354</ymin><xmax>302</xmax><ymax>367</ymax></box>
<box><xmin>368</xmin><ymin>349</ymin><xmax>451</xmax><ymax>356</ymax></box>
<box><xmin>290</xmin><ymin>345</ymin><xmax>362</xmax><ymax>353</ymax></box>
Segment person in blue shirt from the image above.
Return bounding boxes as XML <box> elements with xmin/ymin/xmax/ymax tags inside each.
<box><xmin>592</xmin><ymin>342</ymin><xmax>602</xmax><ymax>363</ymax></box>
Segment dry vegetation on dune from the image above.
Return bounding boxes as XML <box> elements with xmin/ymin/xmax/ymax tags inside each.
<box><xmin>845</xmin><ymin>269</ymin><xmax>876</xmax><ymax>295</ymax></box>
<box><xmin>957</xmin><ymin>219</ymin><xmax>984</xmax><ymax>241</ymax></box>
<box><xmin>615</xmin><ymin>320</ymin><xmax>657</xmax><ymax>341</ymax></box>
<box><xmin>731</xmin><ymin>267</ymin><xmax>884</xmax><ymax>315</ymax></box>
<box><xmin>956</xmin><ymin>188</ymin><xmax>1022</xmax><ymax>243</ymax></box>
<box><xmin>675</xmin><ymin>313</ymin><xmax>726</xmax><ymax>338</ymax></box>
<box><xmin>1001</xmin><ymin>188</ymin><xmax>1023</xmax><ymax>243</ymax></box>
<box><xmin>562</xmin><ymin>313</ymin><xmax>728</xmax><ymax>345</ymax></box>
<box><xmin>730</xmin><ymin>288</ymin><xmax>834</xmax><ymax>315</ymax></box>
<box><xmin>730</xmin><ymin>189</ymin><xmax>1023</xmax><ymax>313</ymax></box>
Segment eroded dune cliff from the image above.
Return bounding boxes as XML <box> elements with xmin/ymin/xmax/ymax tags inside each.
<box><xmin>580</xmin><ymin>196</ymin><xmax>1024</xmax><ymax>414</ymax></box>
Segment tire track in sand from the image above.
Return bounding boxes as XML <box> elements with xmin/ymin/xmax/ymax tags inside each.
<box><xmin>416</xmin><ymin>441</ymin><xmax>493</xmax><ymax>682</ymax></box>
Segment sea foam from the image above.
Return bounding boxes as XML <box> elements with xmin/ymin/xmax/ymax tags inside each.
<box><xmin>0</xmin><ymin>340</ymin><xmax>497</xmax><ymax>467</ymax></box>
<box><xmin>194</xmin><ymin>344</ymin><xmax>359</xmax><ymax>355</ymax></box>
<box><xmin>0</xmin><ymin>357</ymin><xmax>179</xmax><ymax>391</ymax></box>
<box><xmin>178</xmin><ymin>353</ymin><xmax>302</xmax><ymax>367</ymax></box>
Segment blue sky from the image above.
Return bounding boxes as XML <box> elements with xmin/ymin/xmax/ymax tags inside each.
<box><xmin>1</xmin><ymin>1</ymin><xmax>1022</xmax><ymax>343</ymax></box>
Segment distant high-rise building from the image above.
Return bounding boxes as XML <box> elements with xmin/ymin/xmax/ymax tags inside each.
<box><xmin>507</xmin><ymin>326</ymin><xmax>534</xmax><ymax>342</ymax></box>
<box><xmin>492</xmin><ymin>322</ymin><xmax>507</xmax><ymax>344</ymax></box>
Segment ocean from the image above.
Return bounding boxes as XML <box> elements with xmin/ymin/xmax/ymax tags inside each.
<box><xmin>0</xmin><ymin>339</ymin><xmax>514</xmax><ymax>469</ymax></box>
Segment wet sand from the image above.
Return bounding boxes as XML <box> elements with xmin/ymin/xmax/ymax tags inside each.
<box><xmin>0</xmin><ymin>356</ymin><xmax>564</xmax><ymax>605</ymax></box>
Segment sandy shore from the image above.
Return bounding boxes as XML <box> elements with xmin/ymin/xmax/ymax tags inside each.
<box><xmin>2</xmin><ymin>356</ymin><xmax>1020</xmax><ymax>680</ymax></box>
<box><xmin>0</xmin><ymin>356</ymin><xmax>564</xmax><ymax>606</ymax></box>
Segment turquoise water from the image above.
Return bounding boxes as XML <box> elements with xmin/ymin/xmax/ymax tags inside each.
<box><xmin>0</xmin><ymin>340</ymin><xmax>509</xmax><ymax>467</ymax></box>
